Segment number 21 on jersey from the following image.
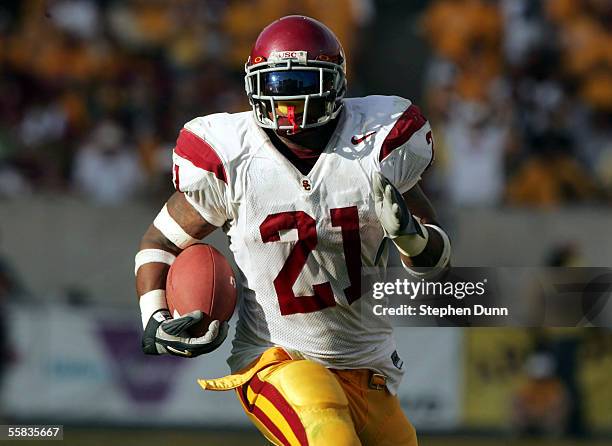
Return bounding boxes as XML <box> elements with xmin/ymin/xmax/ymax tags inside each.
<box><xmin>259</xmin><ymin>207</ymin><xmax>362</xmax><ymax>315</ymax></box>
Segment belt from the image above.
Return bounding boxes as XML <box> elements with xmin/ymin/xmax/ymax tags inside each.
<box><xmin>331</xmin><ymin>368</ymin><xmax>388</xmax><ymax>391</ymax></box>
<box><xmin>198</xmin><ymin>347</ymin><xmax>389</xmax><ymax>392</ymax></box>
<box><xmin>368</xmin><ymin>372</ymin><xmax>388</xmax><ymax>391</ymax></box>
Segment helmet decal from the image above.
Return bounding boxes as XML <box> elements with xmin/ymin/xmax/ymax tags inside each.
<box><xmin>269</xmin><ymin>51</ymin><xmax>308</xmax><ymax>64</ymax></box>
<box><xmin>286</xmin><ymin>105</ymin><xmax>299</xmax><ymax>133</ymax></box>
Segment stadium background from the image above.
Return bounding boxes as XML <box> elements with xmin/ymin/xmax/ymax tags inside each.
<box><xmin>0</xmin><ymin>0</ymin><xmax>611</xmax><ymax>445</ymax></box>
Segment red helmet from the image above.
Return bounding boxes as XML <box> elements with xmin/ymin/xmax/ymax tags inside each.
<box><xmin>245</xmin><ymin>15</ymin><xmax>347</xmax><ymax>133</ymax></box>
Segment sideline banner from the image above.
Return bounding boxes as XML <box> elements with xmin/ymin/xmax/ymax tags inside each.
<box><xmin>462</xmin><ymin>329</ymin><xmax>533</xmax><ymax>428</ymax></box>
<box><xmin>1</xmin><ymin>303</ymin><xmax>462</xmax><ymax>430</ymax></box>
<box><xmin>394</xmin><ymin>328</ymin><xmax>462</xmax><ymax>430</ymax></box>
<box><xmin>462</xmin><ymin>329</ymin><xmax>612</xmax><ymax>433</ymax></box>
<box><xmin>1</xmin><ymin>303</ymin><xmax>245</xmax><ymax>426</ymax></box>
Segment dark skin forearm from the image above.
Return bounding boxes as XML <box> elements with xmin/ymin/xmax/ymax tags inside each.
<box><xmin>136</xmin><ymin>192</ymin><xmax>218</xmax><ymax>299</ymax></box>
<box><xmin>399</xmin><ymin>184</ymin><xmax>447</xmax><ymax>268</ymax></box>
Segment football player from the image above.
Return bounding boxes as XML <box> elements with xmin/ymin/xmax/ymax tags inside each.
<box><xmin>135</xmin><ymin>15</ymin><xmax>451</xmax><ymax>446</ymax></box>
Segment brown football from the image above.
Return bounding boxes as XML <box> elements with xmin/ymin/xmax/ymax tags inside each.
<box><xmin>166</xmin><ymin>244</ymin><xmax>237</xmax><ymax>337</ymax></box>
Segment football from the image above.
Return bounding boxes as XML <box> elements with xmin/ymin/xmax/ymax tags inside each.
<box><xmin>166</xmin><ymin>244</ymin><xmax>237</xmax><ymax>337</ymax></box>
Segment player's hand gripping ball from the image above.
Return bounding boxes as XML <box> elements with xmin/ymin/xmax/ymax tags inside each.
<box><xmin>166</xmin><ymin>244</ymin><xmax>237</xmax><ymax>336</ymax></box>
<box><xmin>141</xmin><ymin>244</ymin><xmax>237</xmax><ymax>358</ymax></box>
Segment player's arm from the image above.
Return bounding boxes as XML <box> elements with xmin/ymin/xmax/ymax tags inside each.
<box><xmin>137</xmin><ymin>192</ymin><xmax>216</xmax><ymax>297</ymax></box>
<box><xmin>373</xmin><ymin>174</ymin><xmax>451</xmax><ymax>277</ymax></box>
<box><xmin>374</xmin><ymin>102</ymin><xmax>451</xmax><ymax>277</ymax></box>
<box><xmin>400</xmin><ymin>184</ymin><xmax>448</xmax><ymax>268</ymax></box>
<box><xmin>136</xmin><ymin>192</ymin><xmax>228</xmax><ymax>357</ymax></box>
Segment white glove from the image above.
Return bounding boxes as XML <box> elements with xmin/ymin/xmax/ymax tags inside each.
<box><xmin>142</xmin><ymin>310</ymin><xmax>228</xmax><ymax>357</ymax></box>
<box><xmin>372</xmin><ymin>172</ymin><xmax>429</xmax><ymax>257</ymax></box>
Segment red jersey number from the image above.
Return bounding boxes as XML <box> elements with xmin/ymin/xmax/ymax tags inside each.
<box><xmin>259</xmin><ymin>207</ymin><xmax>363</xmax><ymax>315</ymax></box>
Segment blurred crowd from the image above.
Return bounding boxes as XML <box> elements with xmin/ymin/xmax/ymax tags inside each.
<box><xmin>1</xmin><ymin>0</ymin><xmax>611</xmax><ymax>208</ymax></box>
<box><xmin>422</xmin><ymin>0</ymin><xmax>612</xmax><ymax>207</ymax></box>
<box><xmin>0</xmin><ymin>0</ymin><xmax>368</xmax><ymax>204</ymax></box>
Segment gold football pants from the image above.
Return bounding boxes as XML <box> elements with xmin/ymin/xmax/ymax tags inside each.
<box><xmin>199</xmin><ymin>347</ymin><xmax>418</xmax><ymax>446</ymax></box>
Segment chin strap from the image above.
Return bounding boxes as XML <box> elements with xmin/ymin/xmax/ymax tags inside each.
<box><xmin>286</xmin><ymin>105</ymin><xmax>299</xmax><ymax>133</ymax></box>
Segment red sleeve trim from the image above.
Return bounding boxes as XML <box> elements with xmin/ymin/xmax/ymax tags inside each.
<box><xmin>379</xmin><ymin>104</ymin><xmax>427</xmax><ymax>162</ymax></box>
<box><xmin>174</xmin><ymin>128</ymin><xmax>228</xmax><ymax>183</ymax></box>
<box><xmin>173</xmin><ymin>164</ymin><xmax>181</xmax><ymax>192</ymax></box>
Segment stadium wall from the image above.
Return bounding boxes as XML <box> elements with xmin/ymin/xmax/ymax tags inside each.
<box><xmin>1</xmin><ymin>197</ymin><xmax>610</xmax><ymax>305</ymax></box>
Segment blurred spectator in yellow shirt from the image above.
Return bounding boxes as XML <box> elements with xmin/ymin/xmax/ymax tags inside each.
<box><xmin>512</xmin><ymin>352</ymin><xmax>570</xmax><ymax>437</ymax></box>
<box><xmin>506</xmin><ymin>132</ymin><xmax>599</xmax><ymax>207</ymax></box>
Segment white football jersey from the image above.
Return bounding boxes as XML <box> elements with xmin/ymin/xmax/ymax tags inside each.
<box><xmin>172</xmin><ymin>95</ymin><xmax>433</xmax><ymax>394</ymax></box>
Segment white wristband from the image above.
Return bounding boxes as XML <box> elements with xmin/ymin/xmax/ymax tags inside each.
<box><xmin>401</xmin><ymin>224</ymin><xmax>451</xmax><ymax>279</ymax></box>
<box><xmin>139</xmin><ymin>289</ymin><xmax>168</xmax><ymax>329</ymax></box>
<box><xmin>153</xmin><ymin>204</ymin><xmax>199</xmax><ymax>249</ymax></box>
<box><xmin>392</xmin><ymin>218</ymin><xmax>429</xmax><ymax>257</ymax></box>
<box><xmin>134</xmin><ymin>249</ymin><xmax>176</xmax><ymax>275</ymax></box>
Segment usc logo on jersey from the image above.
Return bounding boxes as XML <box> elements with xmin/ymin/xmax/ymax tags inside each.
<box><xmin>302</xmin><ymin>179</ymin><xmax>311</xmax><ymax>191</ymax></box>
